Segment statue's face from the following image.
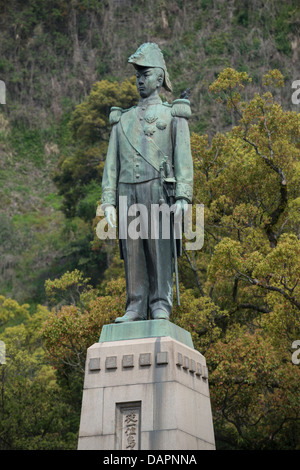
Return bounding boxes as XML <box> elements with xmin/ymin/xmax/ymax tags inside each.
<box><xmin>135</xmin><ymin>66</ymin><xmax>163</xmax><ymax>98</ymax></box>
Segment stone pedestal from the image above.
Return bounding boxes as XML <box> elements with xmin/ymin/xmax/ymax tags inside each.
<box><xmin>77</xmin><ymin>321</ymin><xmax>215</xmax><ymax>450</ymax></box>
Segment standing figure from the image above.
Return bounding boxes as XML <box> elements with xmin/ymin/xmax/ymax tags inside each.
<box><xmin>101</xmin><ymin>43</ymin><xmax>193</xmax><ymax>323</ymax></box>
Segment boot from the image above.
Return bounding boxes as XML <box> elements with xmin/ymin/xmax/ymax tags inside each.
<box><xmin>115</xmin><ymin>310</ymin><xmax>145</xmax><ymax>323</ymax></box>
<box><xmin>151</xmin><ymin>308</ymin><xmax>170</xmax><ymax>320</ymax></box>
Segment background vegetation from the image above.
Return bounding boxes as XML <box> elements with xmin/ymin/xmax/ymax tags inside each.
<box><xmin>0</xmin><ymin>0</ymin><xmax>299</xmax><ymax>450</ymax></box>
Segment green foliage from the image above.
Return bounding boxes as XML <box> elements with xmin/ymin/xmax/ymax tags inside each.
<box><xmin>0</xmin><ymin>295</ymin><xmax>30</xmax><ymax>328</ymax></box>
<box><xmin>203</xmin><ymin>32</ymin><xmax>231</xmax><ymax>56</ymax></box>
<box><xmin>208</xmin><ymin>331</ymin><xmax>300</xmax><ymax>449</ymax></box>
<box><xmin>1</xmin><ymin>0</ymin><xmax>300</xmax><ymax>451</ymax></box>
<box><xmin>171</xmin><ymin>289</ymin><xmax>228</xmax><ymax>354</ymax></box>
<box><xmin>183</xmin><ymin>67</ymin><xmax>300</xmax><ymax>449</ymax></box>
<box><xmin>9</xmin><ymin>126</ymin><xmax>45</xmax><ymax>167</ymax></box>
<box><xmin>273</xmin><ymin>3</ymin><xmax>299</xmax><ymax>55</ymax></box>
<box><xmin>53</xmin><ymin>77</ymin><xmax>139</xmax><ymax>218</ymax></box>
<box><xmin>69</xmin><ymin>78</ymin><xmax>138</xmax><ymax>143</ymax></box>
<box><xmin>77</xmin><ymin>180</ymin><xmax>100</xmax><ymax>222</ymax></box>
<box><xmin>40</xmin><ymin>66</ymin><xmax>300</xmax><ymax>450</ymax></box>
<box><xmin>0</xmin><ymin>300</ymin><xmax>78</xmax><ymax>449</ymax></box>
<box><xmin>42</xmin><ymin>275</ymin><xmax>126</xmax><ymax>374</ymax></box>
<box><xmin>45</xmin><ymin>269</ymin><xmax>92</xmax><ymax>307</ymax></box>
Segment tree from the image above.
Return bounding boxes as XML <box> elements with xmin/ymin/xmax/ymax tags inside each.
<box><xmin>0</xmin><ymin>295</ymin><xmax>30</xmax><ymax>328</ymax></box>
<box><xmin>42</xmin><ymin>272</ymin><xmax>126</xmax><ymax>376</ymax></box>
<box><xmin>208</xmin><ymin>331</ymin><xmax>300</xmax><ymax>449</ymax></box>
<box><xmin>53</xmin><ymin>77</ymin><xmax>139</xmax><ymax>219</ymax></box>
<box><xmin>0</xmin><ymin>300</ymin><xmax>78</xmax><ymax>449</ymax></box>
<box><xmin>40</xmin><ymin>68</ymin><xmax>300</xmax><ymax>450</ymax></box>
<box><xmin>180</xmin><ymin>67</ymin><xmax>300</xmax><ymax>449</ymax></box>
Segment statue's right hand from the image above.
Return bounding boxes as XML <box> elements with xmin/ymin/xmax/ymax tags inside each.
<box><xmin>104</xmin><ymin>205</ymin><xmax>117</xmax><ymax>228</ymax></box>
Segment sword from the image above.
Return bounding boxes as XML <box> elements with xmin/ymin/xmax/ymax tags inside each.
<box><xmin>159</xmin><ymin>156</ymin><xmax>168</xmax><ymax>205</ymax></box>
<box><xmin>172</xmin><ymin>209</ymin><xmax>180</xmax><ymax>306</ymax></box>
<box><xmin>159</xmin><ymin>156</ymin><xmax>180</xmax><ymax>306</ymax></box>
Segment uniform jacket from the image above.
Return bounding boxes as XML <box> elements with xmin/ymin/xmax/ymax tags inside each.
<box><xmin>101</xmin><ymin>96</ymin><xmax>193</xmax><ymax>208</ymax></box>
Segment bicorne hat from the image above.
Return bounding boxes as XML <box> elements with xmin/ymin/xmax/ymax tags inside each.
<box><xmin>128</xmin><ymin>43</ymin><xmax>172</xmax><ymax>92</ymax></box>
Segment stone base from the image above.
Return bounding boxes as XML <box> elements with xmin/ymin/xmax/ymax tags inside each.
<box><xmin>99</xmin><ymin>319</ymin><xmax>194</xmax><ymax>348</ymax></box>
<box><xmin>78</xmin><ymin>323</ymin><xmax>215</xmax><ymax>451</ymax></box>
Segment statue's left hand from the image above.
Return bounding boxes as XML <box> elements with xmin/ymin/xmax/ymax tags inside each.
<box><xmin>173</xmin><ymin>199</ymin><xmax>188</xmax><ymax>219</ymax></box>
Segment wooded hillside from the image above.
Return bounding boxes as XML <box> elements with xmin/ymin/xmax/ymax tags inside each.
<box><xmin>0</xmin><ymin>0</ymin><xmax>299</xmax><ymax>450</ymax></box>
<box><xmin>1</xmin><ymin>0</ymin><xmax>299</xmax><ymax>302</ymax></box>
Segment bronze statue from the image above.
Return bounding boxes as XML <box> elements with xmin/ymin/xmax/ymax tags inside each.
<box><xmin>101</xmin><ymin>43</ymin><xmax>193</xmax><ymax>323</ymax></box>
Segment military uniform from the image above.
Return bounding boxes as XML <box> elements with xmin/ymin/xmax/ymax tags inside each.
<box><xmin>100</xmin><ymin>43</ymin><xmax>193</xmax><ymax>321</ymax></box>
<box><xmin>101</xmin><ymin>96</ymin><xmax>193</xmax><ymax>206</ymax></box>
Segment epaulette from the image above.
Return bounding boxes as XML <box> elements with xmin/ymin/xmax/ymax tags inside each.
<box><xmin>109</xmin><ymin>106</ymin><xmax>135</xmax><ymax>125</ymax></box>
<box><xmin>109</xmin><ymin>107</ymin><xmax>122</xmax><ymax>125</ymax></box>
<box><xmin>171</xmin><ymin>99</ymin><xmax>191</xmax><ymax>119</ymax></box>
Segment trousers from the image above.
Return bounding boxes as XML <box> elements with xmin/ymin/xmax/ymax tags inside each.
<box><xmin>118</xmin><ymin>179</ymin><xmax>173</xmax><ymax>319</ymax></box>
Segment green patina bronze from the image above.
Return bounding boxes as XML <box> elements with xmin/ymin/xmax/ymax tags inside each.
<box><xmin>99</xmin><ymin>320</ymin><xmax>194</xmax><ymax>349</ymax></box>
<box><xmin>100</xmin><ymin>43</ymin><xmax>193</xmax><ymax>324</ymax></box>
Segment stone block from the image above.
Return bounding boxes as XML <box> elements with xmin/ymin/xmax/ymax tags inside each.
<box><xmin>139</xmin><ymin>353</ymin><xmax>151</xmax><ymax>366</ymax></box>
<box><xmin>78</xmin><ymin>331</ymin><xmax>215</xmax><ymax>450</ymax></box>
<box><xmin>122</xmin><ymin>354</ymin><xmax>134</xmax><ymax>368</ymax></box>
<box><xmin>89</xmin><ymin>357</ymin><xmax>100</xmax><ymax>371</ymax></box>
<box><xmin>105</xmin><ymin>356</ymin><xmax>117</xmax><ymax>369</ymax></box>
<box><xmin>99</xmin><ymin>319</ymin><xmax>194</xmax><ymax>348</ymax></box>
<box><xmin>156</xmin><ymin>351</ymin><xmax>168</xmax><ymax>365</ymax></box>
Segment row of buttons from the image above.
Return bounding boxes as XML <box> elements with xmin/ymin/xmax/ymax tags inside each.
<box><xmin>134</xmin><ymin>105</ymin><xmax>142</xmax><ymax>179</ymax></box>
<box><xmin>134</xmin><ymin>151</ymin><xmax>141</xmax><ymax>180</ymax></box>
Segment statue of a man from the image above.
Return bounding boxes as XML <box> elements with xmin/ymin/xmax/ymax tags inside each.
<box><xmin>100</xmin><ymin>43</ymin><xmax>193</xmax><ymax>323</ymax></box>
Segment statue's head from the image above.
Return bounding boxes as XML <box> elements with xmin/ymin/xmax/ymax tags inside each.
<box><xmin>128</xmin><ymin>43</ymin><xmax>172</xmax><ymax>97</ymax></box>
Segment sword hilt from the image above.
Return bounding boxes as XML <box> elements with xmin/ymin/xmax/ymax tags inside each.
<box><xmin>159</xmin><ymin>156</ymin><xmax>168</xmax><ymax>205</ymax></box>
